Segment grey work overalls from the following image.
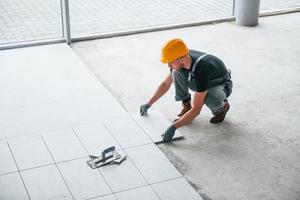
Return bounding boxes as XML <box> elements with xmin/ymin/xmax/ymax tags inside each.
<box><xmin>172</xmin><ymin>54</ymin><xmax>232</xmax><ymax>115</ymax></box>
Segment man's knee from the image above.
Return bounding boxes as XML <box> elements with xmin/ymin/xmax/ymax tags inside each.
<box><xmin>206</xmin><ymin>85</ymin><xmax>227</xmax><ymax>101</ymax></box>
<box><xmin>204</xmin><ymin>85</ymin><xmax>227</xmax><ymax>111</ymax></box>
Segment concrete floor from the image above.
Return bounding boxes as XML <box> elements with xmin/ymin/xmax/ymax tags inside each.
<box><xmin>72</xmin><ymin>13</ymin><xmax>300</xmax><ymax>200</ymax></box>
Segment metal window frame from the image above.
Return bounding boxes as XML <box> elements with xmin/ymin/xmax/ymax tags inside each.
<box><xmin>61</xmin><ymin>0</ymin><xmax>71</xmax><ymax>45</ymax></box>
<box><xmin>0</xmin><ymin>0</ymin><xmax>299</xmax><ymax>50</ymax></box>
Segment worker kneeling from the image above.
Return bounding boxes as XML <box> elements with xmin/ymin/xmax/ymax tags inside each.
<box><xmin>140</xmin><ymin>38</ymin><xmax>233</xmax><ymax>143</ymax></box>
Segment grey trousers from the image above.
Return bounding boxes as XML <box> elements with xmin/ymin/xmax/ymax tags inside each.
<box><xmin>172</xmin><ymin>69</ymin><xmax>232</xmax><ymax>115</ymax></box>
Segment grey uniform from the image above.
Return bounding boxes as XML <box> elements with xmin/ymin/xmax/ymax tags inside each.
<box><xmin>172</xmin><ymin>49</ymin><xmax>232</xmax><ymax>115</ymax></box>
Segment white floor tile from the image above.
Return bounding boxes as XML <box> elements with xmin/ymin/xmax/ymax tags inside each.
<box><xmin>132</xmin><ymin>109</ymin><xmax>183</xmax><ymax>143</ymax></box>
<box><xmin>58</xmin><ymin>95</ymin><xmax>126</xmax><ymax>126</ymax></box>
<box><xmin>42</xmin><ymin>129</ymin><xmax>87</xmax><ymax>162</ymax></box>
<box><xmin>152</xmin><ymin>177</ymin><xmax>203</xmax><ymax>200</ymax></box>
<box><xmin>92</xmin><ymin>194</ymin><xmax>117</xmax><ymax>200</ymax></box>
<box><xmin>0</xmin><ymin>85</ymin><xmax>28</xmax><ymax>110</ymax></box>
<box><xmin>58</xmin><ymin>158</ymin><xmax>112</xmax><ymax>200</ymax></box>
<box><xmin>0</xmin><ymin>172</ymin><xmax>29</xmax><ymax>200</ymax></box>
<box><xmin>74</xmin><ymin>123</ymin><xmax>121</xmax><ymax>155</ymax></box>
<box><xmin>70</xmin><ymin>75</ymin><xmax>110</xmax><ymax>97</ymax></box>
<box><xmin>23</xmin><ymin>80</ymin><xmax>80</xmax><ymax>104</ymax></box>
<box><xmin>8</xmin><ymin>135</ymin><xmax>53</xmax><ymax>170</ymax></box>
<box><xmin>0</xmin><ymin>109</ymin><xmax>22</xmax><ymax>139</ymax></box>
<box><xmin>0</xmin><ymin>81</ymin><xmax>78</xmax><ymax>109</ymax></box>
<box><xmin>99</xmin><ymin>153</ymin><xmax>147</xmax><ymax>192</ymax></box>
<box><xmin>21</xmin><ymin>165</ymin><xmax>72</xmax><ymax>200</ymax></box>
<box><xmin>15</xmin><ymin>103</ymin><xmax>69</xmax><ymax>135</ymax></box>
<box><xmin>125</xmin><ymin>144</ymin><xmax>182</xmax><ymax>184</ymax></box>
<box><xmin>0</xmin><ymin>141</ymin><xmax>17</xmax><ymax>175</ymax></box>
<box><xmin>115</xmin><ymin>185</ymin><xmax>160</xmax><ymax>200</ymax></box>
<box><xmin>104</xmin><ymin>115</ymin><xmax>152</xmax><ymax>149</ymax></box>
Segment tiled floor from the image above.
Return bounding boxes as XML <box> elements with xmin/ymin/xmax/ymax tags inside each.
<box><xmin>132</xmin><ymin>110</ymin><xmax>183</xmax><ymax>143</ymax></box>
<box><xmin>0</xmin><ymin>44</ymin><xmax>203</xmax><ymax>199</ymax></box>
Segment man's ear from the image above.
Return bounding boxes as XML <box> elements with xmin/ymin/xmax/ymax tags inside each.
<box><xmin>180</xmin><ymin>55</ymin><xmax>188</xmax><ymax>63</ymax></box>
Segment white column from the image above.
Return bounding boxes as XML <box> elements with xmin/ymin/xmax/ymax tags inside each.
<box><xmin>235</xmin><ymin>0</ymin><xmax>260</xmax><ymax>26</ymax></box>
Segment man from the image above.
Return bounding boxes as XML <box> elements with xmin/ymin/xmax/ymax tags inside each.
<box><xmin>140</xmin><ymin>38</ymin><xmax>232</xmax><ymax>143</ymax></box>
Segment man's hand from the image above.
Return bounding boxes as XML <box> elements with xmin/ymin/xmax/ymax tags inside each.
<box><xmin>140</xmin><ymin>103</ymin><xmax>151</xmax><ymax>116</ymax></box>
<box><xmin>161</xmin><ymin>125</ymin><xmax>177</xmax><ymax>143</ymax></box>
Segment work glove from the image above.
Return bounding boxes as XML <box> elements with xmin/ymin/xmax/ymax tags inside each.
<box><xmin>161</xmin><ymin>125</ymin><xmax>177</xmax><ymax>143</ymax></box>
<box><xmin>140</xmin><ymin>103</ymin><xmax>151</xmax><ymax>116</ymax></box>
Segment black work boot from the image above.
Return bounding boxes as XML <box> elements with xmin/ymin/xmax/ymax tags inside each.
<box><xmin>210</xmin><ymin>100</ymin><xmax>230</xmax><ymax>124</ymax></box>
<box><xmin>173</xmin><ymin>101</ymin><xmax>191</xmax><ymax>122</ymax></box>
<box><xmin>177</xmin><ymin>101</ymin><xmax>192</xmax><ymax>117</ymax></box>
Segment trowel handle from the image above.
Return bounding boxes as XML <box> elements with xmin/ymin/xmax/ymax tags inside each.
<box><xmin>101</xmin><ymin>146</ymin><xmax>115</xmax><ymax>159</ymax></box>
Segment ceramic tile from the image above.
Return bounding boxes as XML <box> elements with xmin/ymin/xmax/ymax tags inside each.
<box><xmin>70</xmin><ymin>75</ymin><xmax>110</xmax><ymax>97</ymax></box>
<box><xmin>0</xmin><ymin>109</ymin><xmax>22</xmax><ymax>139</ymax></box>
<box><xmin>58</xmin><ymin>95</ymin><xmax>126</xmax><ymax>126</ymax></box>
<box><xmin>15</xmin><ymin>103</ymin><xmax>69</xmax><ymax>135</ymax></box>
<box><xmin>125</xmin><ymin>144</ymin><xmax>182</xmax><ymax>184</ymax></box>
<box><xmin>115</xmin><ymin>185</ymin><xmax>160</xmax><ymax>200</ymax></box>
<box><xmin>58</xmin><ymin>158</ymin><xmax>112</xmax><ymax>200</ymax></box>
<box><xmin>21</xmin><ymin>165</ymin><xmax>72</xmax><ymax>200</ymax></box>
<box><xmin>132</xmin><ymin>109</ymin><xmax>183</xmax><ymax>143</ymax></box>
<box><xmin>42</xmin><ymin>129</ymin><xmax>87</xmax><ymax>162</ymax></box>
<box><xmin>0</xmin><ymin>141</ymin><xmax>17</xmax><ymax>175</ymax></box>
<box><xmin>104</xmin><ymin>115</ymin><xmax>152</xmax><ymax>148</ymax></box>
<box><xmin>92</xmin><ymin>194</ymin><xmax>117</xmax><ymax>200</ymax></box>
<box><xmin>1</xmin><ymin>81</ymin><xmax>78</xmax><ymax>109</ymax></box>
<box><xmin>8</xmin><ymin>135</ymin><xmax>53</xmax><ymax>170</ymax></box>
<box><xmin>74</xmin><ymin>123</ymin><xmax>121</xmax><ymax>155</ymax></box>
<box><xmin>23</xmin><ymin>80</ymin><xmax>79</xmax><ymax>104</ymax></box>
<box><xmin>152</xmin><ymin>177</ymin><xmax>203</xmax><ymax>200</ymax></box>
<box><xmin>0</xmin><ymin>172</ymin><xmax>29</xmax><ymax>200</ymax></box>
<box><xmin>99</xmin><ymin>153</ymin><xmax>147</xmax><ymax>192</ymax></box>
<box><xmin>0</xmin><ymin>85</ymin><xmax>28</xmax><ymax>110</ymax></box>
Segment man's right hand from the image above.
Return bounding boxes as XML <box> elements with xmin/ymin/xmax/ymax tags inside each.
<box><xmin>140</xmin><ymin>103</ymin><xmax>151</xmax><ymax>116</ymax></box>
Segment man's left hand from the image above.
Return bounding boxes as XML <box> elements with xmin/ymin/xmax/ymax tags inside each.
<box><xmin>161</xmin><ymin>125</ymin><xmax>176</xmax><ymax>143</ymax></box>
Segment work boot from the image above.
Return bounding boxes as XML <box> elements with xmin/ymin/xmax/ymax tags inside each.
<box><xmin>173</xmin><ymin>101</ymin><xmax>191</xmax><ymax>122</ymax></box>
<box><xmin>210</xmin><ymin>100</ymin><xmax>230</xmax><ymax>124</ymax></box>
<box><xmin>177</xmin><ymin>101</ymin><xmax>192</xmax><ymax>117</ymax></box>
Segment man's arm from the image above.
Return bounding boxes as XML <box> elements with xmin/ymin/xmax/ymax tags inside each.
<box><xmin>147</xmin><ymin>74</ymin><xmax>173</xmax><ymax>105</ymax></box>
<box><xmin>173</xmin><ymin>91</ymin><xmax>207</xmax><ymax>128</ymax></box>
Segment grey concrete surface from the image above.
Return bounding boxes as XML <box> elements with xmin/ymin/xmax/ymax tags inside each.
<box><xmin>72</xmin><ymin>13</ymin><xmax>300</xmax><ymax>200</ymax></box>
<box><xmin>1</xmin><ymin>0</ymin><xmax>300</xmax><ymax>44</ymax></box>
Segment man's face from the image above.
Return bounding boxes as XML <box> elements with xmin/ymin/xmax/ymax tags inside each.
<box><xmin>168</xmin><ymin>59</ymin><xmax>184</xmax><ymax>71</ymax></box>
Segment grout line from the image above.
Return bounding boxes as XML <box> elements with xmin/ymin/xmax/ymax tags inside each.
<box><xmin>121</xmin><ymin>148</ymin><xmax>162</xmax><ymax>200</ymax></box>
<box><xmin>73</xmin><ymin>124</ymin><xmax>153</xmax><ymax>200</ymax></box>
<box><xmin>0</xmin><ymin>115</ymin><xmax>129</xmax><ymax>143</ymax></box>
<box><xmin>71</xmin><ymin>128</ymin><xmax>115</xmax><ymax>195</ymax></box>
<box><xmin>122</xmin><ymin>142</ymin><xmax>155</xmax><ymax>150</ymax></box>
<box><xmin>112</xmin><ymin>183</ymin><xmax>149</xmax><ymax>194</ymax></box>
<box><xmin>148</xmin><ymin>184</ymin><xmax>163</xmax><ymax>200</ymax></box>
<box><xmin>0</xmin><ymin>170</ymin><xmax>19</xmax><ymax>176</ymax></box>
<box><xmin>0</xmin><ymin>127</ymin><xmax>64</xmax><ymax>142</ymax></box>
<box><xmin>18</xmin><ymin>163</ymin><xmax>55</xmax><ymax>172</ymax></box>
<box><xmin>127</xmin><ymin>112</ymin><xmax>156</xmax><ymax>143</ymax></box>
<box><xmin>149</xmin><ymin>176</ymin><xmax>184</xmax><ymax>186</ymax></box>
<box><xmin>6</xmin><ymin>142</ymin><xmax>32</xmax><ymax>200</ymax></box>
<box><xmin>86</xmin><ymin>193</ymin><xmax>116</xmax><ymax>200</ymax></box>
<box><xmin>102</xmin><ymin>123</ymin><xmax>124</xmax><ymax>150</ymax></box>
<box><xmin>12</xmin><ymin>156</ymin><xmax>87</xmax><ymax>173</ymax></box>
<box><xmin>40</xmin><ymin>135</ymin><xmax>75</xmax><ymax>200</ymax></box>
<box><xmin>125</xmin><ymin>147</ymin><xmax>179</xmax><ymax>200</ymax></box>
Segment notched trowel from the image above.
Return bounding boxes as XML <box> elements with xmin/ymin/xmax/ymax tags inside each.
<box><xmin>87</xmin><ymin>146</ymin><xmax>127</xmax><ymax>169</ymax></box>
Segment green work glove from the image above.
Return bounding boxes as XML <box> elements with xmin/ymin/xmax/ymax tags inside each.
<box><xmin>140</xmin><ymin>103</ymin><xmax>151</xmax><ymax>116</ymax></box>
<box><xmin>162</xmin><ymin>125</ymin><xmax>177</xmax><ymax>143</ymax></box>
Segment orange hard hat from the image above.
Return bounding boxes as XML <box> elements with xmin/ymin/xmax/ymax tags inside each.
<box><xmin>160</xmin><ymin>38</ymin><xmax>189</xmax><ymax>63</ymax></box>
